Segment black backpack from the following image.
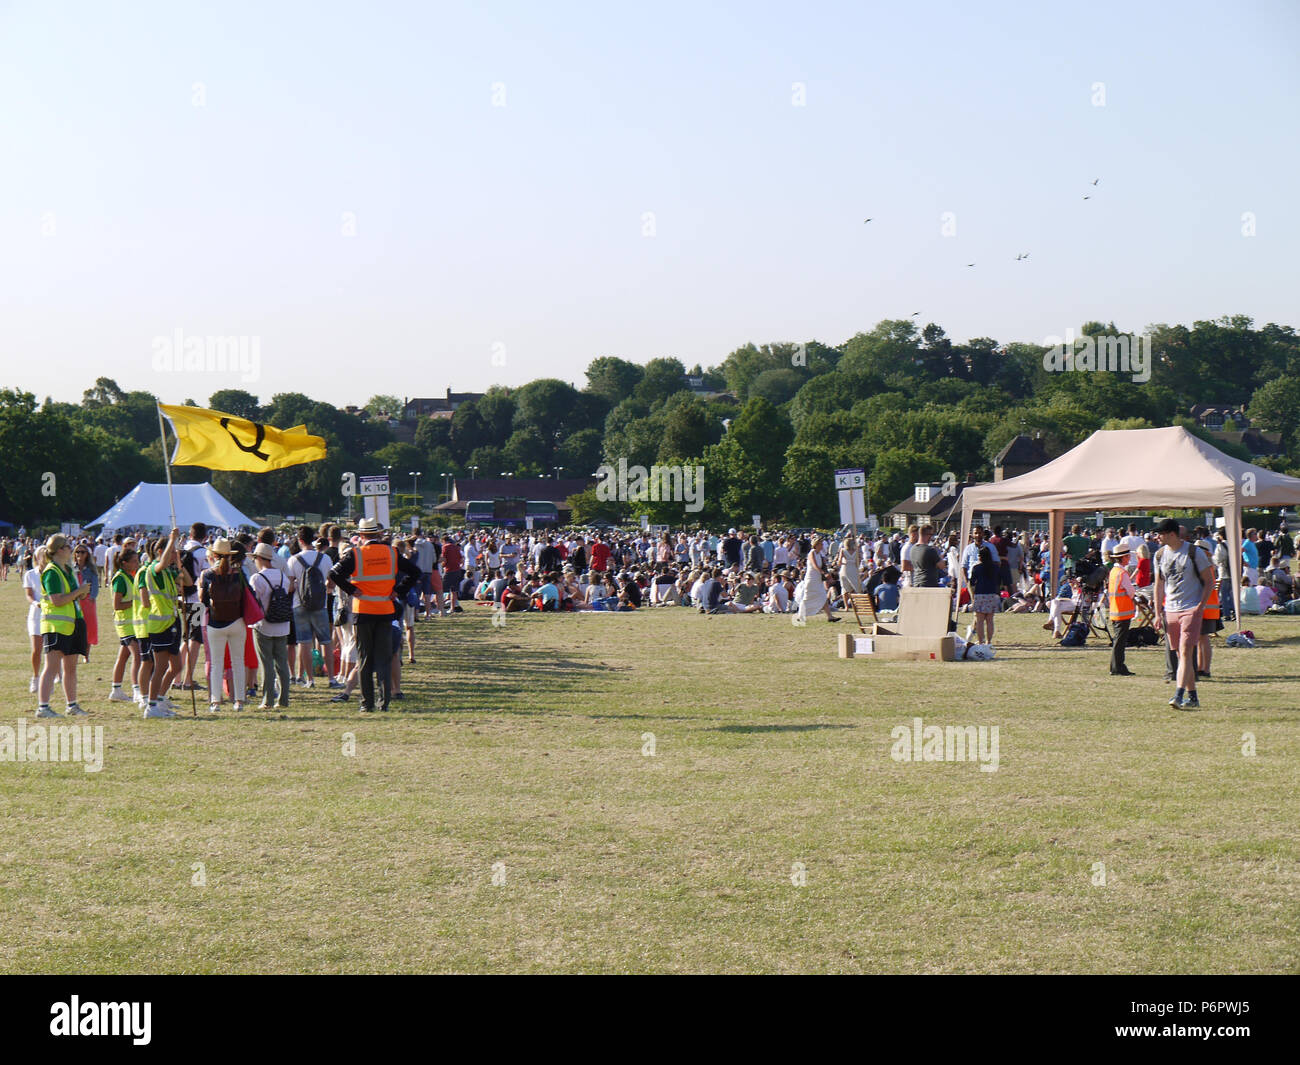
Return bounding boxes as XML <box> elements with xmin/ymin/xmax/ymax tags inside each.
<box><xmin>263</xmin><ymin>570</ymin><xmax>294</xmax><ymax>624</ymax></box>
<box><xmin>296</xmin><ymin>551</ymin><xmax>328</xmax><ymax>611</ymax></box>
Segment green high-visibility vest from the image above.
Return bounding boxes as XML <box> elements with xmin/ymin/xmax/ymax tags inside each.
<box><xmin>144</xmin><ymin>562</ymin><xmax>179</xmax><ymax>634</ymax></box>
<box><xmin>132</xmin><ymin>568</ymin><xmax>150</xmax><ymax>638</ymax></box>
<box><xmin>112</xmin><ymin>569</ymin><xmax>137</xmax><ymax>638</ymax></box>
<box><xmin>39</xmin><ymin>562</ymin><xmax>82</xmax><ymax>636</ymax></box>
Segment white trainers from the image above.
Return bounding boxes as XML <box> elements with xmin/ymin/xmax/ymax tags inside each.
<box><xmin>156</xmin><ymin>696</ymin><xmax>177</xmax><ymax>713</ymax></box>
<box><xmin>108</xmin><ymin>688</ymin><xmax>134</xmax><ymax>702</ymax></box>
<box><xmin>232</xmin><ymin>702</ymin><xmax>244</xmax><ymax>713</ymax></box>
<box><xmin>143</xmin><ymin>704</ymin><xmax>173</xmax><ymax>719</ymax></box>
<box><xmin>208</xmin><ymin>702</ymin><xmax>220</xmax><ymax>714</ymax></box>
<box><xmin>66</xmin><ymin>704</ymin><xmax>90</xmax><ymax>716</ymax></box>
<box><xmin>35</xmin><ymin>706</ymin><xmax>62</xmax><ymax>718</ymax></box>
<box><xmin>29</xmin><ymin>677</ymin><xmax>37</xmax><ymax>693</ymax></box>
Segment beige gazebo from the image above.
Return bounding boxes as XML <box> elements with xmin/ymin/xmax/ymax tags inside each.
<box><xmin>959</xmin><ymin>426</ymin><xmax>1300</xmax><ymax>627</ymax></box>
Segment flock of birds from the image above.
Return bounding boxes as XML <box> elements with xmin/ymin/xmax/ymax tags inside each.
<box><xmin>862</xmin><ymin>178</ymin><xmax>1100</xmax><ymax>273</ymax></box>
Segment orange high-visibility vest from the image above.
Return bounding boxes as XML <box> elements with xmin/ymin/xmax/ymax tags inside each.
<box><xmin>351</xmin><ymin>542</ymin><xmax>397</xmax><ymax>615</ymax></box>
<box><xmin>1108</xmin><ymin>564</ymin><xmax>1135</xmax><ymax>621</ymax></box>
<box><xmin>1204</xmin><ymin>582</ymin><xmax>1220</xmax><ymax>620</ymax></box>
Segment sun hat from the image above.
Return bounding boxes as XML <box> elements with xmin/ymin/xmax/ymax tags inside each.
<box><xmin>357</xmin><ymin>517</ymin><xmax>385</xmax><ymax>535</ymax></box>
<box><xmin>210</xmin><ymin>538</ymin><xmax>234</xmax><ymax>555</ymax></box>
<box><xmin>252</xmin><ymin>543</ymin><xmax>276</xmax><ymax>561</ymax></box>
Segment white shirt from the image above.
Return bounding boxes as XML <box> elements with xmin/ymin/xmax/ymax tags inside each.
<box><xmin>773</xmin><ymin>544</ymin><xmax>789</xmax><ymax>566</ymax></box>
<box><xmin>24</xmin><ymin>567</ymin><xmax>42</xmax><ymax>609</ymax></box>
<box><xmin>251</xmin><ymin>567</ymin><xmax>292</xmax><ymax>637</ymax></box>
<box><xmin>287</xmin><ymin>549</ymin><xmax>331</xmax><ymax>605</ymax></box>
<box><xmin>93</xmin><ymin>543</ymin><xmax>108</xmax><ymax>567</ymax></box>
<box><xmin>181</xmin><ymin>539</ymin><xmax>208</xmax><ymax>603</ymax></box>
<box><xmin>765</xmin><ymin>582</ymin><xmax>790</xmax><ymax>612</ymax></box>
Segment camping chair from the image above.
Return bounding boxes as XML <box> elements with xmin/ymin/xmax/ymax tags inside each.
<box><xmin>1131</xmin><ymin>592</ymin><xmax>1156</xmax><ymax>630</ymax></box>
<box><xmin>846</xmin><ymin>593</ymin><xmax>879</xmax><ymax>633</ymax></box>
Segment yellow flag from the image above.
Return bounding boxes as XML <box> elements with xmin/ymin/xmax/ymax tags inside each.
<box><xmin>160</xmin><ymin>404</ymin><xmax>327</xmax><ymax>473</ymax></box>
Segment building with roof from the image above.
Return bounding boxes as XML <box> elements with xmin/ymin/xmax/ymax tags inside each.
<box><xmin>432</xmin><ymin>476</ymin><xmax>596</xmax><ymax>523</ymax></box>
<box><xmin>402</xmin><ymin>389</ymin><xmax>485</xmax><ymax>422</ymax></box>
<box><xmin>994</xmin><ymin>433</ymin><xmax>1049</xmax><ymax>481</ymax></box>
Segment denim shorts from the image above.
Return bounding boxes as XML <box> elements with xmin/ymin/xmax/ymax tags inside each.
<box><xmin>293</xmin><ymin>606</ymin><xmax>331</xmax><ymax>644</ymax></box>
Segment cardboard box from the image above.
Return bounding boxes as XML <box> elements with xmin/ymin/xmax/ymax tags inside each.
<box><xmin>837</xmin><ymin>587</ymin><xmax>955</xmax><ymax>662</ymax></box>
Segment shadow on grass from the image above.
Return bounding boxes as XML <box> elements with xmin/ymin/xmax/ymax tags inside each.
<box><xmin>709</xmin><ymin>723</ymin><xmax>857</xmax><ymax>734</ymax></box>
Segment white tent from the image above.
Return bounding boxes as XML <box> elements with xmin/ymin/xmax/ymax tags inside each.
<box><xmin>960</xmin><ymin>426</ymin><xmax>1300</xmax><ymax>629</ymax></box>
<box><xmin>87</xmin><ymin>482</ymin><xmax>257</xmax><ymax>531</ymax></box>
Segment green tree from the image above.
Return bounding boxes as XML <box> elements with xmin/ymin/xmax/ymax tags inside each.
<box><xmin>869</xmin><ymin>448</ymin><xmax>947</xmax><ymax>511</ymax></box>
<box><xmin>365</xmin><ymin>395</ymin><xmax>404</xmax><ymax>419</ymax></box>
<box><xmin>1248</xmin><ymin>375</ymin><xmax>1300</xmax><ymax>451</ymax></box>
<box><xmin>632</xmin><ymin>357</ymin><xmax>688</xmax><ymax>409</ymax></box>
<box><xmin>208</xmin><ymin>389</ymin><xmax>262</xmax><ymax>420</ymax></box>
<box><xmin>658</xmin><ymin>395</ymin><xmax>722</xmax><ymax>463</ymax></box>
<box><xmin>584</xmin><ymin>356</ymin><xmax>644</xmax><ymax>407</ymax></box>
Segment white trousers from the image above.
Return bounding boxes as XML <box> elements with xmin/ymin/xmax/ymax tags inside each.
<box><xmin>206</xmin><ymin>618</ymin><xmax>247</xmax><ymax>703</ymax></box>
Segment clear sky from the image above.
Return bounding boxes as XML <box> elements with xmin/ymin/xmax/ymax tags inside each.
<box><xmin>2</xmin><ymin>0</ymin><xmax>1297</xmax><ymax>409</ymax></box>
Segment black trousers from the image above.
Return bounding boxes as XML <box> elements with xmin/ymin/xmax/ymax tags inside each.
<box><xmin>1110</xmin><ymin>619</ymin><xmax>1130</xmax><ymax>673</ymax></box>
<box><xmin>354</xmin><ymin>613</ymin><xmax>392</xmax><ymax>710</ymax></box>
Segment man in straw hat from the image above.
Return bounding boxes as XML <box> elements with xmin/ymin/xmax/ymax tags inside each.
<box><xmin>1106</xmin><ymin>544</ymin><xmax>1137</xmax><ymax>676</ymax></box>
<box><xmin>328</xmin><ymin>518</ymin><xmax>420</xmax><ymax>712</ymax></box>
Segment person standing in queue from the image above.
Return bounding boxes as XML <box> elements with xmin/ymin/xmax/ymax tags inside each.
<box><xmin>328</xmin><ymin>518</ymin><xmax>420</xmax><ymax>712</ymax></box>
<box><xmin>36</xmin><ymin>534</ymin><xmax>91</xmax><ymax>718</ymax></box>
<box><xmin>1107</xmin><ymin>545</ymin><xmax>1136</xmax><ymax>676</ymax></box>
<box><xmin>140</xmin><ymin>529</ymin><xmax>183</xmax><ymax>718</ymax></box>
<box><xmin>108</xmin><ymin>547</ymin><xmax>144</xmax><ymax>704</ymax></box>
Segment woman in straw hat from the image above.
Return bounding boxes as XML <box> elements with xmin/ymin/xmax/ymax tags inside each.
<box><xmin>198</xmin><ymin>538</ymin><xmax>251</xmax><ymax>713</ymax></box>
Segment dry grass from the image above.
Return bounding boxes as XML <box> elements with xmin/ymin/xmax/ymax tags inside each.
<box><xmin>1</xmin><ymin>579</ymin><xmax>1297</xmax><ymax>973</ymax></box>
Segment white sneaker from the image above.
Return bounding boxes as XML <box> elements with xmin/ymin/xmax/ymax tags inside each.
<box><xmin>208</xmin><ymin>702</ymin><xmax>220</xmax><ymax>714</ymax></box>
<box><xmin>29</xmin><ymin>677</ymin><xmax>37</xmax><ymax>693</ymax></box>
<box><xmin>156</xmin><ymin>696</ymin><xmax>176</xmax><ymax>713</ymax></box>
<box><xmin>35</xmin><ymin>706</ymin><xmax>62</xmax><ymax>718</ymax></box>
<box><xmin>232</xmin><ymin>702</ymin><xmax>244</xmax><ymax>713</ymax></box>
<box><xmin>144</xmin><ymin>704</ymin><xmax>173</xmax><ymax>719</ymax></box>
<box><xmin>66</xmin><ymin>704</ymin><xmax>90</xmax><ymax>716</ymax></box>
<box><xmin>108</xmin><ymin>688</ymin><xmax>133</xmax><ymax>702</ymax></box>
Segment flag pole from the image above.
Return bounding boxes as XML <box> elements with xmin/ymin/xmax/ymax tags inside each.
<box><xmin>156</xmin><ymin>403</ymin><xmax>178</xmax><ymax>530</ymax></box>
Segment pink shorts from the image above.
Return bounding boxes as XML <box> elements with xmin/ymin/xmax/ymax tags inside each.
<box><xmin>1164</xmin><ymin>609</ymin><xmax>1199</xmax><ymax>654</ymax></box>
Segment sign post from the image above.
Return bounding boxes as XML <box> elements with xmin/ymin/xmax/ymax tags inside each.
<box><xmin>359</xmin><ymin>475</ymin><xmax>390</xmax><ymax>529</ymax></box>
<box><xmin>834</xmin><ymin>468</ymin><xmax>866</xmax><ymax>530</ymax></box>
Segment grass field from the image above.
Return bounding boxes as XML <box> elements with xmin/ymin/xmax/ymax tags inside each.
<box><xmin>1</xmin><ymin>578</ymin><xmax>1297</xmax><ymax>974</ymax></box>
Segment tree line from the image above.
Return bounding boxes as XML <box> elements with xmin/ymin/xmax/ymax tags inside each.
<box><xmin>4</xmin><ymin>314</ymin><xmax>1298</xmax><ymax>528</ymax></box>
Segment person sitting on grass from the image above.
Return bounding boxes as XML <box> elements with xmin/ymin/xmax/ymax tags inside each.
<box><xmin>726</xmin><ymin>572</ymin><xmax>763</xmax><ymax>613</ymax></box>
<box><xmin>617</xmin><ymin>572</ymin><xmax>642</xmax><ymax>611</ymax></box>
<box><xmin>1239</xmin><ymin>577</ymin><xmax>1262</xmax><ymax>615</ymax></box>
<box><xmin>534</xmin><ymin>572</ymin><xmax>561</xmax><ymax>612</ymax></box>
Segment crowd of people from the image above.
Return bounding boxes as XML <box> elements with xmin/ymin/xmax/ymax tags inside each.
<box><xmin>11</xmin><ymin>514</ymin><xmax>1295</xmax><ymax>718</ymax></box>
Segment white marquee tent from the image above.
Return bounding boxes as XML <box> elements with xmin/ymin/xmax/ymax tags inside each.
<box><xmin>960</xmin><ymin>426</ymin><xmax>1300</xmax><ymax>628</ymax></box>
<box><xmin>87</xmin><ymin>482</ymin><xmax>257</xmax><ymax>532</ymax></box>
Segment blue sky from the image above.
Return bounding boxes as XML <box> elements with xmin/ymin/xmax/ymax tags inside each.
<box><xmin>2</xmin><ymin>0</ymin><xmax>1297</xmax><ymax>408</ymax></box>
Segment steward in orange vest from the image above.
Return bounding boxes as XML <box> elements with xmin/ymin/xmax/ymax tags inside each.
<box><xmin>1107</xmin><ymin>545</ymin><xmax>1137</xmax><ymax>676</ymax></box>
<box><xmin>328</xmin><ymin>518</ymin><xmax>421</xmax><ymax>712</ymax></box>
